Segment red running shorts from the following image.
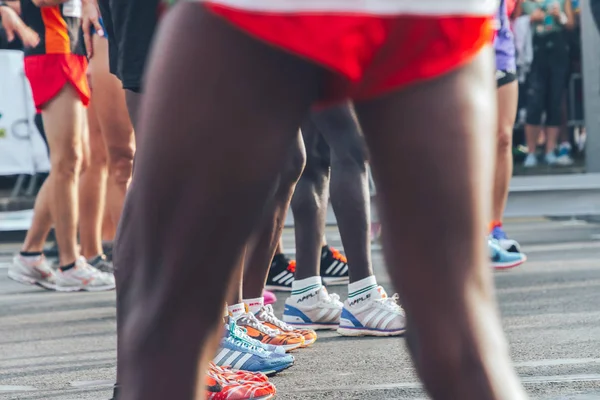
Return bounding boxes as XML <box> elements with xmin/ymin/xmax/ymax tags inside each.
<box><xmin>24</xmin><ymin>54</ymin><xmax>90</xmax><ymax>113</ymax></box>
<box><xmin>203</xmin><ymin>0</ymin><xmax>496</xmax><ymax>104</ymax></box>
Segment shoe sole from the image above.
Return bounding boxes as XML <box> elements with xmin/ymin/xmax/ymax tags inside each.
<box><xmin>8</xmin><ymin>270</ymin><xmax>56</xmax><ymax>290</ymax></box>
<box><xmin>263</xmin><ymin>361</ymin><xmax>295</xmax><ymax>377</ymax></box>
<box><xmin>280</xmin><ymin>342</ymin><xmax>304</xmax><ymax>352</ymax></box>
<box><xmin>301</xmin><ymin>337</ymin><xmax>317</xmax><ymax>347</ymax></box>
<box><xmin>322</xmin><ymin>277</ymin><xmax>349</xmax><ymax>286</ymax></box>
<box><xmin>284</xmin><ymin>321</ymin><xmax>339</xmax><ymax>331</ymax></box>
<box><xmin>264</xmin><ymin>285</ymin><xmax>292</xmax><ymax>292</ymax></box>
<box><xmin>337</xmin><ymin>326</ymin><xmax>406</xmax><ymax>337</ymax></box>
<box><xmin>493</xmin><ymin>255</ymin><xmax>527</xmax><ymax>271</ymax></box>
<box><xmin>55</xmin><ymin>284</ymin><xmax>116</xmax><ymax>292</ymax></box>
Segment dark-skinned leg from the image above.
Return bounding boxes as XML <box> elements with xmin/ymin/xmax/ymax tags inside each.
<box><xmin>355</xmin><ymin>48</ymin><xmax>527</xmax><ymax>399</ymax></box>
<box><xmin>242</xmin><ymin>131</ymin><xmax>306</xmax><ymax>299</ymax></box>
<box><xmin>117</xmin><ymin>4</ymin><xmax>320</xmax><ymax>399</ymax></box>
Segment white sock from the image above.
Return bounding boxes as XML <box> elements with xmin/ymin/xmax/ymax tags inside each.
<box><xmin>291</xmin><ymin>276</ymin><xmax>322</xmax><ymax>306</ymax></box>
<box><xmin>347</xmin><ymin>276</ymin><xmax>378</xmax><ymax>308</ymax></box>
<box><xmin>227</xmin><ymin>302</ymin><xmax>246</xmax><ymax>318</ymax></box>
<box><xmin>244</xmin><ymin>297</ymin><xmax>264</xmax><ymax>314</ymax></box>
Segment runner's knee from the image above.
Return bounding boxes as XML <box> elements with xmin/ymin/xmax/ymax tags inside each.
<box><xmin>107</xmin><ymin>145</ymin><xmax>134</xmax><ymax>184</ymax></box>
<box><xmin>52</xmin><ymin>147</ymin><xmax>83</xmax><ymax>179</ymax></box>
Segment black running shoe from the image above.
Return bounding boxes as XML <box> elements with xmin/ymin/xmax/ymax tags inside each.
<box><xmin>265</xmin><ymin>254</ymin><xmax>295</xmax><ymax>292</ymax></box>
<box><xmin>320</xmin><ymin>245</ymin><xmax>349</xmax><ymax>285</ymax></box>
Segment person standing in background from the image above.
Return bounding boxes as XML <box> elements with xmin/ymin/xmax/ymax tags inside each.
<box><xmin>522</xmin><ymin>0</ymin><xmax>575</xmax><ymax>167</ymax></box>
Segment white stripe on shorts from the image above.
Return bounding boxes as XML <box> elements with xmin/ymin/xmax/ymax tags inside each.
<box><xmin>203</xmin><ymin>0</ymin><xmax>498</xmax><ymax>16</ymax></box>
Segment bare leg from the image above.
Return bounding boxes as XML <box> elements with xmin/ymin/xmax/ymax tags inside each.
<box><xmin>117</xmin><ymin>4</ymin><xmax>319</xmax><ymax>399</ymax></box>
<box><xmin>290</xmin><ymin>121</ymin><xmax>330</xmax><ymax>280</ymax></box>
<box><xmin>544</xmin><ymin>126</ymin><xmax>559</xmax><ymax>154</ymax></box>
<box><xmin>243</xmin><ymin>132</ymin><xmax>305</xmax><ymax>298</ymax></box>
<box><xmin>316</xmin><ymin>103</ymin><xmax>372</xmax><ymax>282</ymax></box>
<box><xmin>90</xmin><ymin>35</ymin><xmax>135</xmax><ymax>228</ymax></box>
<box><xmin>525</xmin><ymin>124</ymin><xmax>541</xmax><ymax>154</ymax></box>
<box><xmin>355</xmin><ymin>49</ymin><xmax>526</xmax><ymax>400</ymax></box>
<box><xmin>79</xmin><ymin>99</ymin><xmax>107</xmax><ymax>259</ymax></box>
<box><xmin>42</xmin><ymin>85</ymin><xmax>86</xmax><ymax>266</ymax></box>
<box><xmin>492</xmin><ymin>81</ymin><xmax>518</xmax><ymax>222</ymax></box>
<box><xmin>21</xmin><ymin>181</ymin><xmax>53</xmax><ymax>252</ymax></box>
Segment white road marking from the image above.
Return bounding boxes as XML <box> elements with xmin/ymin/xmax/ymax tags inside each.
<box><xmin>0</xmin><ymin>385</ymin><xmax>37</xmax><ymax>392</ymax></box>
<box><xmin>289</xmin><ymin>374</ymin><xmax>600</xmax><ymax>393</ymax></box>
<box><xmin>70</xmin><ymin>380</ymin><xmax>114</xmax><ymax>388</ymax></box>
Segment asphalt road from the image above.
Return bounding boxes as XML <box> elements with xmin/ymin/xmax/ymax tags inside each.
<box><xmin>0</xmin><ymin>219</ymin><xmax>599</xmax><ymax>400</ymax></box>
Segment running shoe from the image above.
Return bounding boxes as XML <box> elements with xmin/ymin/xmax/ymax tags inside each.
<box><xmin>320</xmin><ymin>245</ymin><xmax>349</xmax><ymax>285</ymax></box>
<box><xmin>263</xmin><ymin>290</ymin><xmax>277</xmax><ymax>305</ymax></box>
<box><xmin>489</xmin><ymin>240</ymin><xmax>526</xmax><ymax>270</ymax></box>
<box><xmin>255</xmin><ymin>304</ymin><xmax>318</xmax><ymax>347</ymax></box>
<box><xmin>209</xmin><ymin>363</ymin><xmax>269</xmax><ymax>384</ymax></box>
<box><xmin>490</xmin><ymin>226</ymin><xmax>521</xmax><ymax>253</ymax></box>
<box><xmin>88</xmin><ymin>254</ymin><xmax>114</xmax><ymax>273</ymax></box>
<box><xmin>42</xmin><ymin>243</ymin><xmax>60</xmax><ymax>259</ymax></box>
<box><xmin>207</xmin><ymin>366</ymin><xmax>276</xmax><ymax>400</ymax></box>
<box><xmin>523</xmin><ymin>153</ymin><xmax>537</xmax><ymax>168</ymax></box>
<box><xmin>8</xmin><ymin>254</ymin><xmax>56</xmax><ymax>290</ymax></box>
<box><xmin>337</xmin><ymin>286</ymin><xmax>406</xmax><ymax>337</ymax></box>
<box><xmin>205</xmin><ymin>373</ymin><xmax>224</xmax><ymax>397</ymax></box>
<box><xmin>265</xmin><ymin>254</ymin><xmax>295</xmax><ymax>291</ymax></box>
<box><xmin>234</xmin><ymin>312</ymin><xmax>304</xmax><ymax>352</ymax></box>
<box><xmin>226</xmin><ymin>318</ymin><xmax>286</xmax><ymax>354</ymax></box>
<box><xmin>283</xmin><ymin>286</ymin><xmax>343</xmax><ymax>330</ymax></box>
<box><xmin>55</xmin><ymin>257</ymin><xmax>116</xmax><ymax>292</ymax></box>
<box><xmin>214</xmin><ymin>330</ymin><xmax>294</xmax><ymax>375</ymax></box>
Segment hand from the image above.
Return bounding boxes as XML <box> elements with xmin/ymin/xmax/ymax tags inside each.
<box><xmin>549</xmin><ymin>4</ymin><xmax>562</xmax><ymax>17</ymax></box>
<box><xmin>0</xmin><ymin>6</ymin><xmax>40</xmax><ymax>47</ymax></box>
<box><xmin>81</xmin><ymin>0</ymin><xmax>103</xmax><ymax>58</ymax></box>
<box><xmin>530</xmin><ymin>7</ymin><xmax>546</xmax><ymax>22</ymax></box>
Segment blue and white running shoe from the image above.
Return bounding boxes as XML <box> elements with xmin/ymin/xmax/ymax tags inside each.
<box><xmin>224</xmin><ymin>318</ymin><xmax>286</xmax><ymax>354</ymax></box>
<box><xmin>490</xmin><ymin>225</ymin><xmax>521</xmax><ymax>253</ymax></box>
<box><xmin>214</xmin><ymin>327</ymin><xmax>294</xmax><ymax>376</ymax></box>
<box><xmin>283</xmin><ymin>287</ymin><xmax>343</xmax><ymax>330</ymax></box>
<box><xmin>337</xmin><ymin>286</ymin><xmax>406</xmax><ymax>337</ymax></box>
<box><xmin>489</xmin><ymin>239</ymin><xmax>526</xmax><ymax>270</ymax></box>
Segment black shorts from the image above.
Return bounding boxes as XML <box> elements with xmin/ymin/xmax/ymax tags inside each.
<box><xmin>98</xmin><ymin>0</ymin><xmax>159</xmax><ymax>92</ymax></box>
<box><xmin>496</xmin><ymin>70</ymin><xmax>517</xmax><ymax>88</ymax></box>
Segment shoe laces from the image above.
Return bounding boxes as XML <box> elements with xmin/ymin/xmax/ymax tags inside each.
<box><xmin>258</xmin><ymin>305</ymin><xmax>294</xmax><ymax>332</ymax></box>
<box><xmin>328</xmin><ymin>247</ymin><xmax>347</xmax><ymax>264</ymax></box>
<box><xmin>225</xmin><ymin>333</ymin><xmax>268</xmax><ymax>356</ymax></box>
<box><xmin>237</xmin><ymin>312</ymin><xmax>281</xmax><ymax>336</ymax></box>
<box><xmin>375</xmin><ymin>293</ymin><xmax>405</xmax><ymax>314</ymax></box>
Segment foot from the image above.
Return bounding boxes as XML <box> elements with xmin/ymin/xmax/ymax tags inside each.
<box><xmin>234</xmin><ymin>312</ymin><xmax>305</xmax><ymax>352</ymax></box>
<box><xmin>254</xmin><ymin>304</ymin><xmax>318</xmax><ymax>347</ymax></box>
<box><xmin>523</xmin><ymin>153</ymin><xmax>537</xmax><ymax>167</ymax></box>
<box><xmin>320</xmin><ymin>245</ymin><xmax>349</xmax><ymax>285</ymax></box>
<box><xmin>55</xmin><ymin>257</ymin><xmax>116</xmax><ymax>292</ymax></box>
<box><xmin>207</xmin><ymin>363</ymin><xmax>276</xmax><ymax>399</ymax></box>
<box><xmin>265</xmin><ymin>254</ymin><xmax>295</xmax><ymax>292</ymax></box>
<box><xmin>88</xmin><ymin>254</ymin><xmax>114</xmax><ymax>273</ymax></box>
<box><xmin>226</xmin><ymin>318</ymin><xmax>286</xmax><ymax>354</ymax></box>
<box><xmin>8</xmin><ymin>254</ymin><xmax>56</xmax><ymax>290</ymax></box>
<box><xmin>338</xmin><ymin>286</ymin><xmax>406</xmax><ymax>337</ymax></box>
<box><xmin>556</xmin><ymin>144</ymin><xmax>574</xmax><ymax>166</ymax></box>
<box><xmin>545</xmin><ymin>151</ymin><xmax>558</xmax><ymax>165</ymax></box>
<box><xmin>489</xmin><ymin>240</ymin><xmax>526</xmax><ymax>270</ymax></box>
<box><xmin>490</xmin><ymin>226</ymin><xmax>521</xmax><ymax>253</ymax></box>
<box><xmin>283</xmin><ymin>286</ymin><xmax>343</xmax><ymax>330</ymax></box>
<box><xmin>214</xmin><ymin>328</ymin><xmax>295</xmax><ymax>376</ymax></box>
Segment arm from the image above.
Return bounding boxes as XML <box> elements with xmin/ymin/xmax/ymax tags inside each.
<box><xmin>4</xmin><ymin>0</ymin><xmax>20</xmax><ymax>14</ymax></box>
<box><xmin>562</xmin><ymin>0</ymin><xmax>575</xmax><ymax>29</ymax></box>
<box><xmin>81</xmin><ymin>0</ymin><xmax>104</xmax><ymax>58</ymax></box>
<box><xmin>511</xmin><ymin>0</ymin><xmax>523</xmax><ymax>19</ymax></box>
<box><xmin>0</xmin><ymin>2</ymin><xmax>40</xmax><ymax>47</ymax></box>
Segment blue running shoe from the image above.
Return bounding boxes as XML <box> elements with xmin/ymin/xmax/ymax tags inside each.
<box><xmin>489</xmin><ymin>239</ymin><xmax>526</xmax><ymax>270</ymax></box>
<box><xmin>490</xmin><ymin>225</ymin><xmax>521</xmax><ymax>253</ymax></box>
<box><xmin>224</xmin><ymin>318</ymin><xmax>286</xmax><ymax>354</ymax></box>
<box><xmin>214</xmin><ymin>329</ymin><xmax>294</xmax><ymax>376</ymax></box>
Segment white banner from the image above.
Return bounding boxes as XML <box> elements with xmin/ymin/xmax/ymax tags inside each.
<box><xmin>0</xmin><ymin>50</ymin><xmax>50</xmax><ymax>176</ymax></box>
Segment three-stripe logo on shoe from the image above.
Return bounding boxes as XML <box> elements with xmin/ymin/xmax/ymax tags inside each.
<box><xmin>272</xmin><ymin>270</ymin><xmax>295</xmax><ymax>285</ymax></box>
<box><xmin>324</xmin><ymin>260</ymin><xmax>348</xmax><ymax>277</ymax></box>
<box><xmin>214</xmin><ymin>348</ymin><xmax>254</xmax><ymax>370</ymax></box>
